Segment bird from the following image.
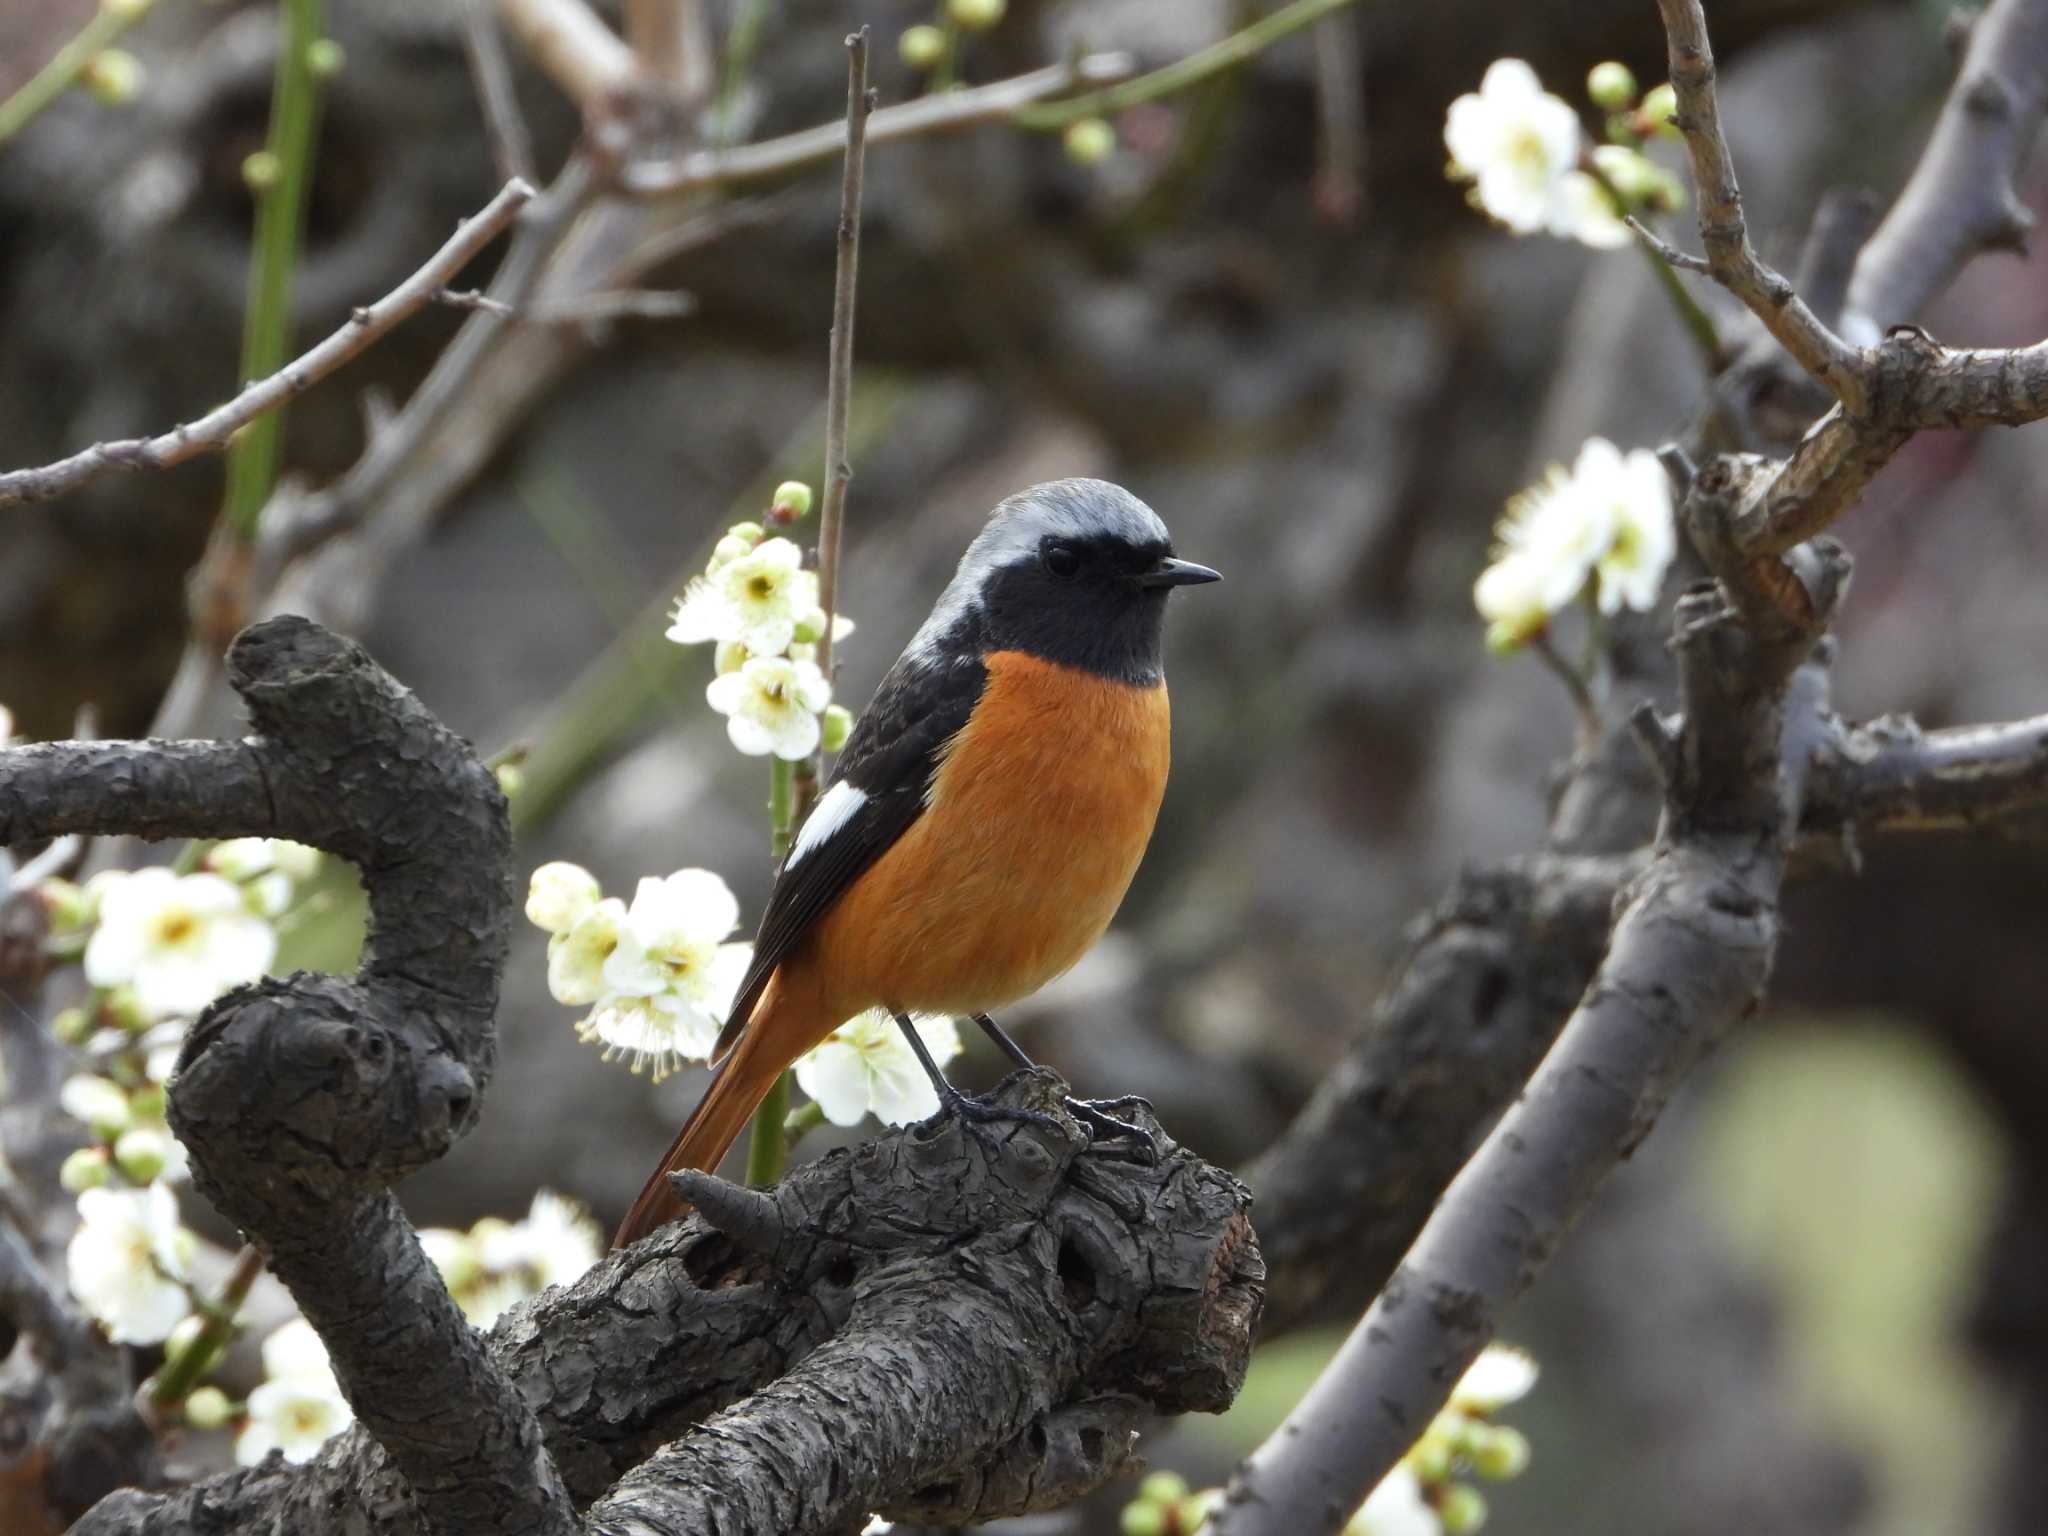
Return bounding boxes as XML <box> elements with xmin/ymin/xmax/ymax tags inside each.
<box><xmin>612</xmin><ymin>478</ymin><xmax>1219</xmax><ymax>1248</ymax></box>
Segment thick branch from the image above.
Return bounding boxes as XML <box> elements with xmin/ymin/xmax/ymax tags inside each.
<box><xmin>1218</xmin><ymin>531</ymin><xmax>1847</xmax><ymax>1534</ymax></box>
<box><xmin>1847</xmin><ymin>0</ymin><xmax>2048</xmax><ymax>333</ymax></box>
<box><xmin>1653</xmin><ymin>0</ymin><xmax>1870</xmax><ymax>414</ymax></box>
<box><xmin>0</xmin><ymin>180</ymin><xmax>534</xmax><ymax>511</ymax></box>
<box><xmin>621</xmin><ymin>53</ymin><xmax>1135</xmax><ymax>198</ymax></box>
<box><xmin>78</xmin><ymin>1074</ymin><xmax>1261</xmax><ymax>1534</ymax></box>
<box><xmin>0</xmin><ymin>617</ymin><xmax>573</xmax><ymax>1536</ymax></box>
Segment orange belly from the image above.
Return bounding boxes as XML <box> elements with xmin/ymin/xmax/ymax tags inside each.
<box><xmin>792</xmin><ymin>649</ymin><xmax>1171</xmax><ymax>1020</ymax></box>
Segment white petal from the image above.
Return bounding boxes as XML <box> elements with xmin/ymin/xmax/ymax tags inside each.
<box><xmin>1451</xmin><ymin>1341</ymin><xmax>1540</xmax><ymax>1411</ymax></box>
<box><xmin>525</xmin><ymin>862</ymin><xmax>601</xmax><ymax>934</ymax></box>
<box><xmin>83</xmin><ymin>913</ymin><xmax>144</xmax><ymax>988</ymax></box>
<box><xmin>1348</xmin><ymin>1463</ymin><xmax>1441</xmax><ymax>1536</ymax></box>
<box><xmin>726</xmin><ymin>715</ymin><xmax>777</xmax><ymax>756</ymax></box>
<box><xmin>1479</xmin><ymin>58</ymin><xmax>1541</xmax><ymax>100</ymax></box>
<box><xmin>768</xmin><ymin>710</ymin><xmax>821</xmax><ymax>762</ymax></box>
<box><xmin>793</xmin><ymin>1040</ymin><xmax>874</xmax><ymax>1127</ymax></box>
<box><xmin>705</xmin><ymin>671</ymin><xmax>751</xmax><ymax>717</ymax></box>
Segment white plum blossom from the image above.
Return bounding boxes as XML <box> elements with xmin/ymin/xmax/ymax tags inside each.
<box><xmin>235</xmin><ymin>1319</ymin><xmax>352</xmax><ymax>1466</ymax></box>
<box><xmin>575</xmin><ymin>871</ymin><xmax>752</xmax><ymax>1079</ymax></box>
<box><xmin>546</xmin><ymin>897</ymin><xmax>628</xmax><ymax>1006</ymax></box>
<box><xmin>1473</xmin><ymin>437</ymin><xmax>1675</xmax><ymax>647</ymax></box>
<box><xmin>1556</xmin><ymin>169</ymin><xmax>1630</xmax><ymax>248</ymax></box>
<box><xmin>0</xmin><ymin>704</ymin><xmax>12</xmax><ymax>746</ymax></box>
<box><xmin>667</xmin><ymin>536</ymin><xmax>814</xmax><ymax>656</ymax></box>
<box><xmin>1346</xmin><ymin>1464</ymin><xmax>1441</xmax><ymax>1536</ymax></box>
<box><xmin>474</xmin><ymin>1190</ymin><xmax>604</xmax><ymax>1291</ymax></box>
<box><xmin>66</xmin><ymin>1182</ymin><xmax>191</xmax><ymax>1344</ymax></box>
<box><xmin>1444</xmin><ymin>60</ymin><xmax>1582</xmax><ymax>237</ymax></box>
<box><xmin>1450</xmin><ymin>1342</ymin><xmax>1540</xmax><ymax>1414</ymax></box>
<box><xmin>794</xmin><ymin>1011</ymin><xmax>962</xmax><ymax>1128</ymax></box>
<box><xmin>525</xmin><ymin>861</ymin><xmax>601</xmax><ymax>935</ymax></box>
<box><xmin>83</xmin><ymin>868</ymin><xmax>276</xmax><ymax>1022</ymax></box>
<box><xmin>706</xmin><ymin>655</ymin><xmax>833</xmax><ymax>760</ymax></box>
<box><xmin>1576</xmin><ymin>438</ymin><xmax>1677</xmax><ymax>613</ymax></box>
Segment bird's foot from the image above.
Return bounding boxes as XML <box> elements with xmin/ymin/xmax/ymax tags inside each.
<box><xmin>930</xmin><ymin>1082</ymin><xmax>1067</xmax><ymax>1147</ymax></box>
<box><xmin>1063</xmin><ymin>1094</ymin><xmax>1159</xmax><ymax>1161</ymax></box>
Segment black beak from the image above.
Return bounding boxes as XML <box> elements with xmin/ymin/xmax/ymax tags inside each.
<box><xmin>1136</xmin><ymin>557</ymin><xmax>1223</xmax><ymax>589</ymax></box>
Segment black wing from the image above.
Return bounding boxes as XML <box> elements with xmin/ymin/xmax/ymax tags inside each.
<box><xmin>710</xmin><ymin>646</ymin><xmax>986</xmax><ymax>1061</ymax></box>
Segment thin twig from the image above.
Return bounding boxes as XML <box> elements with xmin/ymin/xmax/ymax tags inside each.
<box><xmin>1846</xmin><ymin>0</ymin><xmax>2048</xmax><ymax>334</ymax></box>
<box><xmin>0</xmin><ymin>179</ymin><xmax>535</xmax><ymax>510</ymax></box>
<box><xmin>1014</xmin><ymin>0</ymin><xmax>1363</xmax><ymax>130</ymax></box>
<box><xmin>1626</xmin><ymin>215</ymin><xmax>1708</xmax><ymax>274</ymax></box>
<box><xmin>461</xmin><ymin>0</ymin><xmax>537</xmax><ymax>186</ymax></box>
<box><xmin>538</xmin><ymin>288</ymin><xmax>697</xmax><ymax>325</ymax></box>
<box><xmin>436</xmin><ymin>286</ymin><xmax>518</xmax><ymax>317</ymax></box>
<box><xmin>1653</xmin><ymin>0</ymin><xmax>1871</xmax><ymax>414</ymax></box>
<box><xmin>813</xmin><ymin>30</ymin><xmax>871</xmax><ymax>694</ymax></box>
<box><xmin>622</xmin><ymin>51</ymin><xmax>1135</xmax><ymax>197</ymax></box>
<box><xmin>1309</xmin><ymin>8</ymin><xmax>1365</xmax><ymax>223</ymax></box>
<box><xmin>0</xmin><ymin>0</ymin><xmax>154</xmax><ymax>146</ymax></box>
<box><xmin>496</xmin><ymin>0</ymin><xmax>638</xmax><ymax>117</ymax></box>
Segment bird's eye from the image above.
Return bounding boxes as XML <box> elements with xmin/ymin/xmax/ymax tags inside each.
<box><xmin>1043</xmin><ymin>540</ymin><xmax>1082</xmax><ymax>578</ymax></box>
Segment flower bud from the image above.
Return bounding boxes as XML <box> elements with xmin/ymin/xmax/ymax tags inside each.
<box><xmin>1138</xmin><ymin>1471</ymin><xmax>1188</xmax><ymax>1505</ymax></box>
<box><xmin>105</xmin><ymin>986</ymin><xmax>151</xmax><ymax>1034</ymax></box>
<box><xmin>245</xmin><ymin>871</ymin><xmax>292</xmax><ymax>918</ymax></box>
<box><xmin>51</xmin><ymin>1006</ymin><xmax>92</xmax><ymax>1046</ymax></box>
<box><xmin>1063</xmin><ymin>117</ymin><xmax>1116</xmax><ymax>167</ymax></box>
<box><xmin>1639</xmin><ymin>82</ymin><xmax>1679</xmax><ymax>139</ymax></box>
<box><xmin>306</xmin><ymin>38</ymin><xmax>346</xmax><ymax>78</ymax></box>
<box><xmin>709</xmin><ymin>534</ymin><xmax>752</xmax><ymax>570</ymax></box>
<box><xmin>40</xmin><ymin>878</ymin><xmax>89</xmax><ymax>933</ymax></box>
<box><xmin>1409</xmin><ymin>1421</ymin><xmax>1458</xmax><ymax>1483</ymax></box>
<box><xmin>792</xmin><ymin>607</ymin><xmax>828</xmax><ymax>645</ymax></box>
<box><xmin>946</xmin><ymin>0</ymin><xmax>1006</xmax><ymax>30</ymax></box>
<box><xmin>495</xmin><ymin>763</ymin><xmax>525</xmax><ymax>799</ymax></box>
<box><xmin>1586</xmin><ymin>61</ymin><xmax>1636</xmax><ymax>110</ymax></box>
<box><xmin>821</xmin><ymin>704</ymin><xmax>854</xmax><ymax>754</ymax></box>
<box><xmin>525</xmin><ymin>862</ymin><xmax>601</xmax><ymax>936</ymax></box>
<box><xmin>715</xmin><ymin>639</ymin><xmax>751</xmax><ymax>676</ymax></box>
<box><xmin>81</xmin><ymin>49</ymin><xmax>144</xmax><ymax>105</ymax></box>
<box><xmin>1439</xmin><ymin>1483</ymin><xmax>1488</xmax><ymax>1535</ymax></box>
<box><xmin>101</xmin><ymin>0</ymin><xmax>154</xmax><ymax>18</ymax></box>
<box><xmin>726</xmin><ymin>520</ymin><xmax>766</xmax><ymax>546</ymax></box>
<box><xmin>899</xmin><ymin>24</ymin><xmax>946</xmax><ymax>71</ymax></box>
<box><xmin>60</xmin><ymin>1074</ymin><xmax>131</xmax><ymax>1140</ymax></box>
<box><xmin>130</xmin><ymin>1083</ymin><xmax>166</xmax><ymax>1121</ymax></box>
<box><xmin>1118</xmin><ymin>1501</ymin><xmax>1167</xmax><ymax>1536</ymax></box>
<box><xmin>242</xmin><ymin>150</ymin><xmax>281</xmax><ymax>193</ymax></box>
<box><xmin>60</xmin><ymin>1147</ymin><xmax>111</xmax><ymax>1193</ymax></box>
<box><xmin>1468</xmin><ymin>1425</ymin><xmax>1531</xmax><ymax>1480</ymax></box>
<box><xmin>768</xmin><ymin>480</ymin><xmax>813</xmax><ymax>523</ymax></box>
<box><xmin>184</xmin><ymin>1385</ymin><xmax>234</xmax><ymax>1428</ymax></box>
<box><xmin>114</xmin><ymin>1126</ymin><xmax>170</xmax><ymax>1184</ymax></box>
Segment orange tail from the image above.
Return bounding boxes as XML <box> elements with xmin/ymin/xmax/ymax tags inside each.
<box><xmin>611</xmin><ymin>973</ymin><xmax>834</xmax><ymax>1249</ymax></box>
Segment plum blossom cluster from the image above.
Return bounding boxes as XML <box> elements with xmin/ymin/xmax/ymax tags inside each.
<box><xmin>43</xmin><ymin>840</ymin><xmax>318</xmax><ymax>1348</ymax></box>
<box><xmin>1119</xmin><ymin>1344</ymin><xmax>1539</xmax><ymax>1536</ymax></box>
<box><xmin>527</xmin><ymin>860</ymin><xmax>752</xmax><ymax>1082</ymax></box>
<box><xmin>666</xmin><ymin>481</ymin><xmax>854</xmax><ymax>762</ymax></box>
<box><xmin>1472</xmin><ymin>437</ymin><xmax>1676</xmax><ymax>652</ymax></box>
<box><xmin>1444</xmin><ymin>59</ymin><xmax>1683</xmax><ymax>250</ymax></box>
<box><xmin>420</xmin><ymin>1189</ymin><xmax>605</xmax><ymax>1329</ymax></box>
<box><xmin>528</xmin><ymin>861</ymin><xmax>962</xmax><ymax>1116</ymax></box>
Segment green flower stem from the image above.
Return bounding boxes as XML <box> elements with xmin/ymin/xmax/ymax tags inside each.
<box><xmin>221</xmin><ymin>0</ymin><xmax>327</xmax><ymax>539</ymax></box>
<box><xmin>768</xmin><ymin>755</ymin><xmax>796</xmax><ymax>857</ymax></box>
<box><xmin>1015</xmin><ymin>0</ymin><xmax>1361</xmax><ymax>130</ymax></box>
<box><xmin>713</xmin><ymin>0</ymin><xmax>769</xmax><ymax>146</ymax></box>
<box><xmin>746</xmin><ymin>1069</ymin><xmax>791</xmax><ymax>1186</ymax></box>
<box><xmin>0</xmin><ymin>0</ymin><xmax>155</xmax><ymax>147</ymax></box>
<box><xmin>170</xmin><ymin>838</ymin><xmax>210</xmax><ymax>875</ymax></box>
<box><xmin>148</xmin><ymin>1242</ymin><xmax>264</xmax><ymax>1408</ymax></box>
<box><xmin>1634</xmin><ymin>232</ymin><xmax>1723</xmax><ymax>369</ymax></box>
<box><xmin>783</xmin><ymin>1097</ymin><xmax>825</xmax><ymax>1147</ymax></box>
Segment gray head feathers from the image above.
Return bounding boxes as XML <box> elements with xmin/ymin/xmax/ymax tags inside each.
<box><xmin>906</xmin><ymin>479</ymin><xmax>1170</xmax><ymax>663</ymax></box>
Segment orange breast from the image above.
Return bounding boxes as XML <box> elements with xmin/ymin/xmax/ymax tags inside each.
<box><xmin>798</xmin><ymin>650</ymin><xmax>1172</xmax><ymax>1019</ymax></box>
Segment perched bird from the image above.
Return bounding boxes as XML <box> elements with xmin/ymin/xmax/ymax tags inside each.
<box><xmin>613</xmin><ymin>478</ymin><xmax>1218</xmax><ymax>1248</ymax></box>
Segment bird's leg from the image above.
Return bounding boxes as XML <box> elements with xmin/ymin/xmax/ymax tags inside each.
<box><xmin>968</xmin><ymin>1012</ymin><xmax>1157</xmax><ymax>1158</ymax></box>
<box><xmin>893</xmin><ymin>1012</ymin><xmax>1063</xmax><ymax>1141</ymax></box>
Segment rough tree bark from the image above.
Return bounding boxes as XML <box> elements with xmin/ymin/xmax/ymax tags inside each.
<box><xmin>0</xmin><ymin>616</ymin><xmax>1263</xmax><ymax>1534</ymax></box>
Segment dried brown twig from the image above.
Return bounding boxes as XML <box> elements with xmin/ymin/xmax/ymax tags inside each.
<box><xmin>0</xmin><ymin>180</ymin><xmax>534</xmax><ymax>512</ymax></box>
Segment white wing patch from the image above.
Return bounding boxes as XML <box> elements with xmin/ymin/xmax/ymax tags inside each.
<box><xmin>787</xmin><ymin>781</ymin><xmax>867</xmax><ymax>868</ymax></box>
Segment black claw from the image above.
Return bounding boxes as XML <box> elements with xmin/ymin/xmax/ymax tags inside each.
<box><xmin>1064</xmin><ymin>1096</ymin><xmax>1160</xmax><ymax>1161</ymax></box>
<box><xmin>927</xmin><ymin>1083</ymin><xmax>1066</xmax><ymax>1147</ymax></box>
